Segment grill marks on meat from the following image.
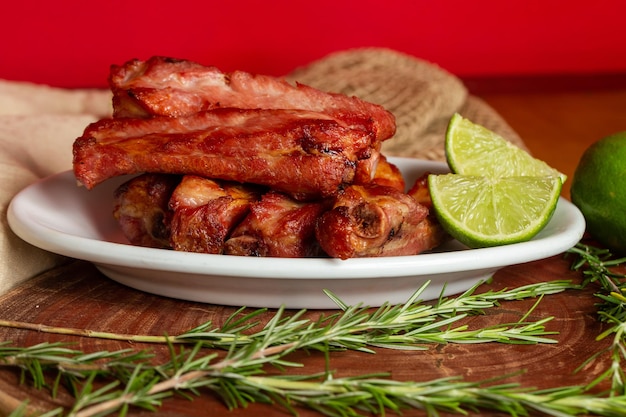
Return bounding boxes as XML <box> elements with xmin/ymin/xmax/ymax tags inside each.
<box><xmin>109</xmin><ymin>56</ymin><xmax>396</xmax><ymax>141</ymax></box>
<box><xmin>73</xmin><ymin>57</ymin><xmax>395</xmax><ymax>199</ymax></box>
<box><xmin>74</xmin><ymin>108</ymin><xmax>381</xmax><ymax>200</ymax></box>
<box><xmin>224</xmin><ymin>192</ymin><xmax>330</xmax><ymax>258</ymax></box>
<box><xmin>315</xmin><ymin>184</ymin><xmax>432</xmax><ymax>260</ymax></box>
<box><xmin>113</xmin><ymin>174</ymin><xmax>181</xmax><ymax>248</ymax></box>
<box><xmin>80</xmin><ymin>57</ymin><xmax>448</xmax><ymax>259</ymax></box>
<box><xmin>169</xmin><ymin>176</ymin><xmax>262</xmax><ymax>253</ymax></box>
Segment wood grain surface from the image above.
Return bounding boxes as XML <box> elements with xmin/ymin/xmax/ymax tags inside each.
<box><xmin>0</xmin><ymin>253</ymin><xmax>614</xmax><ymax>416</ymax></box>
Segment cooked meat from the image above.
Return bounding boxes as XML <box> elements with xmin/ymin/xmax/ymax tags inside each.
<box><xmin>84</xmin><ymin>57</ymin><xmax>451</xmax><ymax>260</ymax></box>
<box><xmin>406</xmin><ymin>172</ymin><xmax>450</xmax><ymax>249</ymax></box>
<box><xmin>224</xmin><ymin>191</ymin><xmax>330</xmax><ymax>258</ymax></box>
<box><xmin>73</xmin><ymin>108</ymin><xmax>381</xmax><ymax>200</ymax></box>
<box><xmin>113</xmin><ymin>173</ymin><xmax>181</xmax><ymax>248</ymax></box>
<box><xmin>169</xmin><ymin>176</ymin><xmax>261</xmax><ymax>253</ymax></box>
<box><xmin>315</xmin><ymin>184</ymin><xmax>435</xmax><ymax>259</ymax></box>
<box><xmin>406</xmin><ymin>172</ymin><xmax>433</xmax><ymax>208</ymax></box>
<box><xmin>111</xmin><ymin>171</ymin><xmax>447</xmax><ymax>259</ymax></box>
<box><xmin>109</xmin><ymin>56</ymin><xmax>396</xmax><ymax>142</ymax></box>
<box><xmin>369</xmin><ymin>155</ymin><xmax>406</xmax><ymax>192</ymax></box>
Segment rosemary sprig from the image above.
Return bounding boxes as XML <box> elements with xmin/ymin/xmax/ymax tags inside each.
<box><xmin>0</xmin><ymin>279</ymin><xmax>575</xmax><ymax>353</ymax></box>
<box><xmin>1</xmin><ymin>254</ymin><xmax>615</xmax><ymax>417</ymax></box>
<box><xmin>0</xmin><ymin>279</ymin><xmax>574</xmax><ymax>417</ymax></box>
<box><xmin>3</xmin><ymin>340</ymin><xmax>626</xmax><ymax>417</ymax></box>
<box><xmin>566</xmin><ymin>242</ymin><xmax>626</xmax><ymax>396</ymax></box>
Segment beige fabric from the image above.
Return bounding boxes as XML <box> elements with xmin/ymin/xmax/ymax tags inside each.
<box><xmin>0</xmin><ymin>48</ymin><xmax>525</xmax><ymax>294</ymax></box>
<box><xmin>0</xmin><ymin>83</ymin><xmax>112</xmax><ymax>294</ymax></box>
<box><xmin>0</xmin><ymin>79</ymin><xmax>112</xmax><ymax>116</ymax></box>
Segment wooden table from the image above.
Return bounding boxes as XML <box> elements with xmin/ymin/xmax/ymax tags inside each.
<box><xmin>469</xmin><ymin>73</ymin><xmax>626</xmax><ymax>199</ymax></box>
<box><xmin>1</xmin><ymin>76</ymin><xmax>626</xmax><ymax>417</ymax></box>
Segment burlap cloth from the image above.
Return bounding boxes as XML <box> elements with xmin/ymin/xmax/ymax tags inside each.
<box><xmin>0</xmin><ymin>48</ymin><xmax>526</xmax><ymax>294</ymax></box>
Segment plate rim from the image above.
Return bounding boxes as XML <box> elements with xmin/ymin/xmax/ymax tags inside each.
<box><xmin>7</xmin><ymin>157</ymin><xmax>586</xmax><ymax>281</ymax></box>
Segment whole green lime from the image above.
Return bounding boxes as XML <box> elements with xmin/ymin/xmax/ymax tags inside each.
<box><xmin>571</xmin><ymin>132</ymin><xmax>626</xmax><ymax>254</ymax></box>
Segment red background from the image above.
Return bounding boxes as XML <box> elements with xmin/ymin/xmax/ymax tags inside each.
<box><xmin>3</xmin><ymin>0</ymin><xmax>626</xmax><ymax>88</ymax></box>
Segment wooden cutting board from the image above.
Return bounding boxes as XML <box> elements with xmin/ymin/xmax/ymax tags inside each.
<box><xmin>0</xmin><ymin>251</ymin><xmax>612</xmax><ymax>416</ymax></box>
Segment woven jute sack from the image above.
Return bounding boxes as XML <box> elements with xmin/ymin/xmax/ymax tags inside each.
<box><xmin>286</xmin><ymin>47</ymin><xmax>526</xmax><ymax>161</ymax></box>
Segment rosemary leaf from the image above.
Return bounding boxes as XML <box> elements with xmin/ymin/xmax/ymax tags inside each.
<box><xmin>4</xmin><ymin>246</ymin><xmax>624</xmax><ymax>416</ymax></box>
<box><xmin>567</xmin><ymin>242</ymin><xmax>626</xmax><ymax>397</ymax></box>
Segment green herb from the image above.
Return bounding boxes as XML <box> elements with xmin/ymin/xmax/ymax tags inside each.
<box><xmin>567</xmin><ymin>242</ymin><xmax>626</xmax><ymax>396</ymax></box>
<box><xmin>3</xmin><ymin>340</ymin><xmax>626</xmax><ymax>417</ymax></box>
<box><xmin>1</xmin><ymin>244</ymin><xmax>625</xmax><ymax>417</ymax></box>
<box><xmin>0</xmin><ymin>279</ymin><xmax>573</xmax><ymax>351</ymax></box>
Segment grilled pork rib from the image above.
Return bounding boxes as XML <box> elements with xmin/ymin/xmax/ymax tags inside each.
<box><xmin>112</xmin><ymin>173</ymin><xmax>180</xmax><ymax>249</ymax></box>
<box><xmin>112</xmin><ymin>172</ymin><xmax>446</xmax><ymax>259</ymax></box>
<box><xmin>75</xmin><ymin>58</ymin><xmax>396</xmax><ymax>199</ymax></box>
<box><xmin>82</xmin><ymin>57</ymin><xmax>449</xmax><ymax>259</ymax></box>
<box><xmin>169</xmin><ymin>176</ymin><xmax>262</xmax><ymax>253</ymax></box>
<box><xmin>315</xmin><ymin>184</ymin><xmax>432</xmax><ymax>259</ymax></box>
<box><xmin>224</xmin><ymin>191</ymin><xmax>330</xmax><ymax>258</ymax></box>
<box><xmin>74</xmin><ymin>108</ymin><xmax>380</xmax><ymax>200</ymax></box>
<box><xmin>109</xmin><ymin>56</ymin><xmax>396</xmax><ymax>141</ymax></box>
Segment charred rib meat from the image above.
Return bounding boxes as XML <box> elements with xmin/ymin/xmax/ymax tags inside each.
<box><xmin>315</xmin><ymin>184</ymin><xmax>431</xmax><ymax>259</ymax></box>
<box><xmin>224</xmin><ymin>191</ymin><xmax>330</xmax><ymax>258</ymax></box>
<box><xmin>112</xmin><ymin>173</ymin><xmax>181</xmax><ymax>248</ymax></box>
<box><xmin>169</xmin><ymin>176</ymin><xmax>262</xmax><ymax>253</ymax></box>
<box><xmin>109</xmin><ymin>56</ymin><xmax>396</xmax><ymax>141</ymax></box>
<box><xmin>78</xmin><ymin>57</ymin><xmax>448</xmax><ymax>259</ymax></box>
<box><xmin>73</xmin><ymin>108</ymin><xmax>381</xmax><ymax>200</ymax></box>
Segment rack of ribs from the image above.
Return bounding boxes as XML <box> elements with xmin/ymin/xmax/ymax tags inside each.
<box><xmin>74</xmin><ymin>57</ymin><xmax>396</xmax><ymax>200</ymax></box>
<box><xmin>76</xmin><ymin>57</ymin><xmax>448</xmax><ymax>259</ymax></box>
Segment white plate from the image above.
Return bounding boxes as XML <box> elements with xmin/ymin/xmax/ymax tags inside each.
<box><xmin>8</xmin><ymin>158</ymin><xmax>585</xmax><ymax>309</ymax></box>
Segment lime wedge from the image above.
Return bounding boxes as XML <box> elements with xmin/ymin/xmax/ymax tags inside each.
<box><xmin>428</xmin><ymin>113</ymin><xmax>565</xmax><ymax>248</ymax></box>
<box><xmin>445</xmin><ymin>113</ymin><xmax>567</xmax><ymax>183</ymax></box>
<box><xmin>428</xmin><ymin>174</ymin><xmax>562</xmax><ymax>248</ymax></box>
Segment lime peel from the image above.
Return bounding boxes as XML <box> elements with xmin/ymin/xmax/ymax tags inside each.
<box><xmin>445</xmin><ymin>113</ymin><xmax>567</xmax><ymax>183</ymax></box>
<box><xmin>571</xmin><ymin>131</ymin><xmax>626</xmax><ymax>254</ymax></box>
<box><xmin>429</xmin><ymin>113</ymin><xmax>564</xmax><ymax>248</ymax></box>
<box><xmin>429</xmin><ymin>174</ymin><xmax>562</xmax><ymax>248</ymax></box>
